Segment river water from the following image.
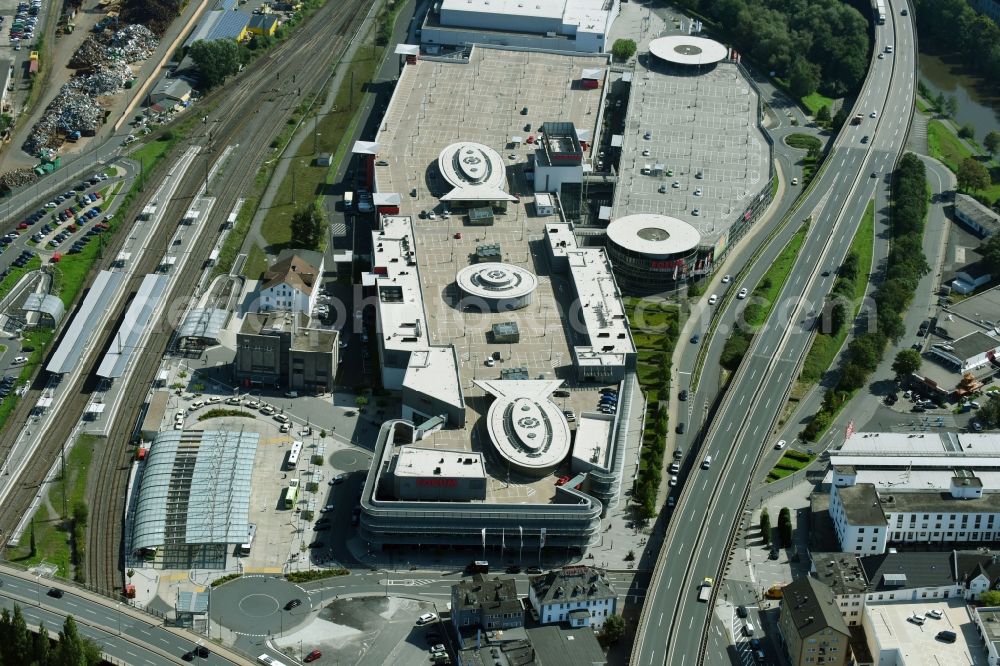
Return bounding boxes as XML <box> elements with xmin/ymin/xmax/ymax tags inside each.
<box><xmin>918</xmin><ymin>52</ymin><xmax>1000</xmax><ymax>140</ymax></box>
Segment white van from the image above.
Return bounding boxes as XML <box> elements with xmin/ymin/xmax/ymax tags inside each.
<box><xmin>743</xmin><ymin>620</ymin><xmax>755</xmax><ymax>636</ymax></box>
<box><xmin>701</xmin><ymin>455</ymin><xmax>712</xmax><ymax>469</ymax></box>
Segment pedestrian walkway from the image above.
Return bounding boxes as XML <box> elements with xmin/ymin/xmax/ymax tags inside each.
<box><xmin>908</xmin><ymin>110</ymin><xmax>929</xmax><ymax>154</ymax></box>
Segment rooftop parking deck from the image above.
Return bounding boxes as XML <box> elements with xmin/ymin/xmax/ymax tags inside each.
<box><xmin>613</xmin><ymin>60</ymin><xmax>769</xmax><ymax>250</ymax></box>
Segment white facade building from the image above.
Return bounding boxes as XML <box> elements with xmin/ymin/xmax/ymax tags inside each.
<box><xmin>828</xmin><ymin>432</ymin><xmax>1000</xmax><ymax>555</ymax></box>
<box><xmin>257</xmin><ymin>253</ymin><xmax>323</xmax><ymax>314</ymax></box>
<box><xmin>528</xmin><ymin>566</ymin><xmax>617</xmax><ymax>628</ymax></box>
<box><xmin>424</xmin><ymin>0</ymin><xmax>620</xmax><ymax>54</ymax></box>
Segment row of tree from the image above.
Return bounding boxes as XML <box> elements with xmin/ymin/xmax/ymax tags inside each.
<box><xmin>915</xmin><ymin>0</ymin><xmax>1000</xmax><ymax>86</ymax></box>
<box><xmin>670</xmin><ymin>0</ymin><xmax>870</xmax><ymax>97</ymax></box>
<box><xmin>758</xmin><ymin>507</ymin><xmax>794</xmax><ymax>547</ymax></box>
<box><xmin>802</xmin><ymin>153</ymin><xmax>929</xmax><ymax>440</ymax></box>
<box><xmin>0</xmin><ymin>605</ymin><xmax>102</xmax><ymax>665</ymax></box>
<box><xmin>634</xmin><ymin>402</ymin><xmax>669</xmax><ymax>519</ymax></box>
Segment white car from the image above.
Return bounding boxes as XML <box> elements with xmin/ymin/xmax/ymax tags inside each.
<box><xmin>12</xmin><ymin>356</ymin><xmax>27</xmax><ymax>365</ymax></box>
<box><xmin>208</xmin><ymin>396</ymin><xmax>222</xmax><ymax>404</ymax></box>
<box><xmin>428</xmin><ymin>211</ymin><xmax>437</xmax><ymax>220</ymax></box>
<box><xmin>736</xmin><ymin>288</ymin><xmax>748</xmax><ymax>299</ymax></box>
<box><xmin>870</xmin><ymin>111</ymin><xmax>878</xmax><ymax>118</ymax></box>
<box><xmin>669</xmin><ymin>476</ymin><xmax>678</xmax><ymax>487</ymax></box>
<box><xmin>791</xmin><ymin>177</ymin><xmax>799</xmax><ymax>186</ymax></box>
<box><xmin>642</xmin><ymin>149</ymin><xmax>650</xmax><ymax>156</ymax></box>
<box><xmin>417</xmin><ymin>613</ymin><xmax>438</xmax><ymax>625</ymax></box>
<box><xmin>774</xmin><ymin>439</ymin><xmax>786</xmax><ymax>450</ymax></box>
<box><xmin>671</xmin><ymin>181</ymin><xmax>680</xmax><ymax>188</ymax></box>
<box><xmin>721</xmin><ymin>274</ymin><xmax>731</xmax><ymax>284</ymax></box>
<box><xmin>926</xmin><ymin>609</ymin><xmax>943</xmax><ymax>619</ymax></box>
<box><xmin>485</xmin><ymin>358</ymin><xmax>495</xmax><ymax>367</ymax></box>
<box><xmin>693</xmin><ymin>188</ymin><xmax>702</xmax><ymax>196</ymax></box>
<box><xmin>707</xmin><ymin>294</ymin><xmax>718</xmax><ymax>306</ymax></box>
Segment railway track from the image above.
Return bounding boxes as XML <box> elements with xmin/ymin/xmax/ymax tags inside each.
<box><xmin>0</xmin><ymin>0</ymin><xmax>369</xmax><ymax>595</ymax></box>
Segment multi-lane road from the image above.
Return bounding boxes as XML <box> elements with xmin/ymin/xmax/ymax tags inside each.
<box><xmin>633</xmin><ymin>2</ymin><xmax>917</xmax><ymax>664</ymax></box>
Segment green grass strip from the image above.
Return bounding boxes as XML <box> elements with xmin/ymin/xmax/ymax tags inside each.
<box><xmin>799</xmin><ymin>200</ymin><xmax>875</xmax><ymax>384</ymax></box>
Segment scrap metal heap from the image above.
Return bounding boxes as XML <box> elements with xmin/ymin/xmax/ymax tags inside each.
<box><xmin>22</xmin><ymin>24</ymin><xmax>158</xmax><ymax>154</ymax></box>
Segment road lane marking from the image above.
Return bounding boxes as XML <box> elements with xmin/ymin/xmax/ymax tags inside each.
<box><xmin>765</xmin><ymin>397</ymin><xmax>771</xmax><ymax>409</ymax></box>
<box><xmin>707</xmin><ymin>546</ymin><xmax>713</xmax><ymax>559</ymax></box>
<box><xmin>658</xmin><ymin>612</ymin><xmax>663</xmax><ymax>626</ymax></box>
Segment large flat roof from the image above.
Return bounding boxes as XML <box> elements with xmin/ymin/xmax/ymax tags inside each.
<box><xmin>48</xmin><ymin>270</ymin><xmax>126</xmax><ymax>374</ymax></box>
<box><xmin>404</xmin><ymin>346</ymin><xmax>464</xmax><ymax>411</ymax></box>
<box><xmin>865</xmin><ymin>600</ymin><xmax>981</xmax><ymax>666</ymax></box>
<box><xmin>648</xmin><ymin>36</ymin><xmax>729</xmax><ymax>66</ymax></box>
<box><xmin>611</xmin><ymin>61</ymin><xmax>769</xmax><ymax>250</ymax></box>
<box><xmin>394</xmin><ymin>445</ymin><xmax>486</xmax><ymax>479</ymax></box>
<box><xmin>606</xmin><ymin>213</ymin><xmax>701</xmax><ymax>256</ymax></box>
<box><xmin>372</xmin><ymin>215</ymin><xmax>428</xmax><ymax>355</ymax></box>
<box><xmin>836</xmin><ymin>431</ymin><xmax>1000</xmax><ymax>458</ymax></box>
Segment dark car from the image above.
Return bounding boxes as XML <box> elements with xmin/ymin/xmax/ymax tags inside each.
<box><xmin>690</xmin><ymin>334</ymin><xmax>700</xmax><ymax>344</ymax></box>
<box><xmin>736</xmin><ymin>605</ymin><xmax>748</xmax><ymax>618</ymax></box>
<box><xmin>46</xmin><ymin>588</ymin><xmax>63</xmax><ymax>598</ymax></box>
<box><xmin>308</xmin><ymin>541</ymin><xmax>323</xmax><ymax>549</ymax></box>
<box><xmin>527</xmin><ymin>566</ymin><xmax>543</xmax><ymax>574</ymax></box>
<box><xmin>195</xmin><ymin>646</ymin><xmax>210</xmax><ymax>658</ymax></box>
<box><xmin>676</xmin><ymin>422</ymin><xmax>686</xmax><ymax>434</ymax></box>
<box><xmin>678</xmin><ymin>389</ymin><xmax>688</xmax><ymax>401</ymax></box>
<box><xmin>285</xmin><ymin>599</ymin><xmax>302</xmax><ymax>610</ymax></box>
<box><xmin>861</xmin><ymin>135</ymin><xmax>869</xmax><ymax>144</ymax></box>
<box><xmin>506</xmin><ymin>565</ymin><xmax>521</xmax><ymax>574</ymax></box>
<box><xmin>183</xmin><ymin>652</ymin><xmax>195</xmax><ymax>661</ymax></box>
<box><xmin>936</xmin><ymin>630</ymin><xmax>956</xmax><ymax>643</ymax></box>
<box><xmin>304</xmin><ymin>650</ymin><xmax>322</xmax><ymax>663</ymax></box>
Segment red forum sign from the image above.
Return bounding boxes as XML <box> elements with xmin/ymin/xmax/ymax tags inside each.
<box><xmin>416</xmin><ymin>478</ymin><xmax>458</xmax><ymax>488</ymax></box>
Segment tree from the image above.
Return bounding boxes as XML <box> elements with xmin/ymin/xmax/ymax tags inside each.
<box><xmin>9</xmin><ymin>606</ymin><xmax>29</xmax><ymax>666</ymax></box>
<box><xmin>831</xmin><ymin>107</ymin><xmax>848</xmax><ymax>131</ymax></box>
<box><xmin>760</xmin><ymin>508</ymin><xmax>771</xmax><ymax>545</ymax></box>
<box><xmin>958</xmin><ymin>123</ymin><xmax>976</xmax><ymax>140</ymax></box>
<box><xmin>788</xmin><ymin>58</ymin><xmax>821</xmax><ymax>99</ymax></box>
<box><xmin>189</xmin><ymin>39</ymin><xmax>246</xmax><ymax>90</ymax></box>
<box><xmin>355</xmin><ymin>395</ymin><xmax>369</xmax><ymax>408</ymax></box>
<box><xmin>892</xmin><ymin>349</ymin><xmax>922</xmax><ymax>378</ymax></box>
<box><xmin>816</xmin><ymin>104</ymin><xmax>831</xmax><ymax>123</ymax></box>
<box><xmin>54</xmin><ymin>615</ymin><xmax>102</xmax><ymax>665</ymax></box>
<box><xmin>32</xmin><ymin>619</ymin><xmax>51</xmax><ymax>665</ymax></box>
<box><xmin>986</xmin><ymin>130</ymin><xmax>1000</xmax><ymax>159</ymax></box>
<box><xmin>778</xmin><ymin>507</ymin><xmax>792</xmax><ymax>548</ymax></box>
<box><xmin>289</xmin><ymin>202</ymin><xmax>324</xmax><ymax>249</ymax></box>
<box><xmin>934</xmin><ymin>91</ymin><xmax>946</xmax><ymax>114</ymax></box>
<box><xmin>945</xmin><ymin>95</ymin><xmax>959</xmax><ymax>118</ymax></box>
<box><xmin>958</xmin><ymin>157</ymin><xmax>990</xmax><ymax>192</ymax></box>
<box><xmin>611</xmin><ymin>38</ymin><xmax>637</xmax><ymax>63</ymax></box>
<box><xmin>72</xmin><ymin>501</ymin><xmax>88</xmax><ymax>528</ymax></box>
<box><xmin>980</xmin><ymin>590</ymin><xmax>1000</xmax><ymax>606</ymax></box>
<box><xmin>981</xmin><ymin>233</ymin><xmax>1000</xmax><ymax>275</ymax></box>
<box><xmin>980</xmin><ymin>393</ymin><xmax>1000</xmax><ymax>428</ymax></box>
<box><xmin>598</xmin><ymin>614</ymin><xmax>626</xmax><ymax>646</ymax></box>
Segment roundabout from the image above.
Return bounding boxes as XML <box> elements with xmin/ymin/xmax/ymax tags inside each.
<box><xmin>209</xmin><ymin>575</ymin><xmax>312</xmax><ymax>637</ymax></box>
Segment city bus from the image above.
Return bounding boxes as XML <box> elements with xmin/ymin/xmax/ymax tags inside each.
<box><xmin>238</xmin><ymin>524</ymin><xmax>256</xmax><ymax>556</ymax></box>
<box><xmin>285</xmin><ymin>440</ymin><xmax>303</xmax><ymax>470</ymax></box>
<box><xmin>283</xmin><ymin>479</ymin><xmax>299</xmax><ymax>509</ymax></box>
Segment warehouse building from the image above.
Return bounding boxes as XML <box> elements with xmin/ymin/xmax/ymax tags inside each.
<box><xmin>825</xmin><ymin>432</ymin><xmax>1000</xmax><ymax>555</ymax></box>
<box><xmin>129</xmin><ymin>429</ymin><xmax>259</xmax><ymax>569</ymax></box>
<box><xmin>420</xmin><ymin>0</ymin><xmax>619</xmax><ymax>54</ymax></box>
<box><xmin>234</xmin><ymin>311</ymin><xmax>338</xmax><ymax>392</ymax></box>
<box><xmin>953</xmin><ymin>193</ymin><xmax>1000</xmax><ymax>239</ymax></box>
